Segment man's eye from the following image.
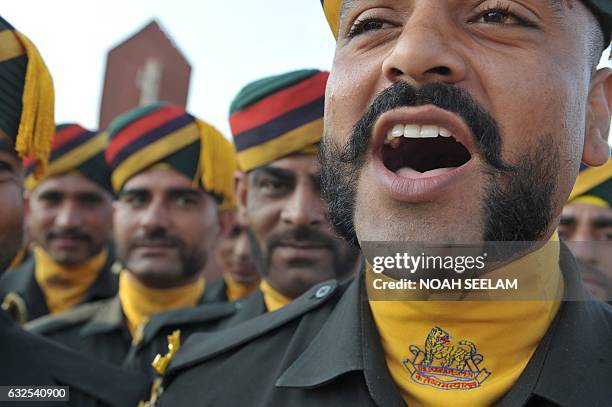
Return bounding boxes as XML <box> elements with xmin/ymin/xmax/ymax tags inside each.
<box><xmin>228</xmin><ymin>226</ymin><xmax>242</xmax><ymax>238</ymax></box>
<box><xmin>0</xmin><ymin>160</ymin><xmax>15</xmax><ymax>174</ymax></box>
<box><xmin>40</xmin><ymin>195</ymin><xmax>62</xmax><ymax>206</ymax></box>
<box><xmin>259</xmin><ymin>179</ymin><xmax>284</xmax><ymax>191</ymax></box>
<box><xmin>348</xmin><ymin>18</ymin><xmax>389</xmax><ymax>38</ymax></box>
<box><xmin>176</xmin><ymin>195</ymin><xmax>199</xmax><ymax>207</ymax></box>
<box><xmin>472</xmin><ymin>8</ymin><xmax>532</xmax><ymax>27</ymax></box>
<box><xmin>122</xmin><ymin>195</ymin><xmax>147</xmax><ymax>206</ymax></box>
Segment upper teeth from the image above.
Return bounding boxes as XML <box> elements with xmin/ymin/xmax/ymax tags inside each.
<box><xmin>385</xmin><ymin>124</ymin><xmax>454</xmax><ymax>141</ymax></box>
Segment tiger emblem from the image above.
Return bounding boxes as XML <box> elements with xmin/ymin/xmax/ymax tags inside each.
<box><xmin>402</xmin><ymin>326</ymin><xmax>491</xmax><ymax>390</ymax></box>
<box><xmin>423</xmin><ymin>327</ymin><xmax>480</xmax><ymax>369</ymax></box>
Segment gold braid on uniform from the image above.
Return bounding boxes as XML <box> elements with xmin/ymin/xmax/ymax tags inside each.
<box><xmin>1</xmin><ymin>292</ymin><xmax>28</xmax><ymax>325</ymax></box>
<box><xmin>139</xmin><ymin>330</ymin><xmax>182</xmax><ymax>407</ymax></box>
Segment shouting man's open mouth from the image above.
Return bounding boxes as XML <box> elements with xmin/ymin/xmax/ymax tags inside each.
<box><xmin>371</xmin><ymin>105</ymin><xmax>476</xmax><ymax>202</ymax></box>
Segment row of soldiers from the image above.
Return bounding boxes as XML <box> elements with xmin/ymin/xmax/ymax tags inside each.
<box><xmin>1</xmin><ymin>67</ymin><xmax>361</xmax><ymax>376</ymax></box>
<box><xmin>0</xmin><ymin>16</ymin><xmax>360</xmax><ymax>405</ymax></box>
<box><xmin>2</xmin><ymin>0</ymin><xmax>612</xmax><ymax>405</ymax></box>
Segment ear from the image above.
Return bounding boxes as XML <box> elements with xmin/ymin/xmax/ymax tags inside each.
<box><xmin>583</xmin><ymin>68</ymin><xmax>612</xmax><ymax>166</ymax></box>
<box><xmin>217</xmin><ymin>209</ymin><xmax>235</xmax><ymax>238</ymax></box>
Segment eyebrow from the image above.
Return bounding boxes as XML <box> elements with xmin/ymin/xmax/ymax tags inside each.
<box><xmin>250</xmin><ymin>166</ymin><xmax>296</xmax><ymax>184</ymax></box>
<box><xmin>38</xmin><ymin>189</ymin><xmax>107</xmax><ymax>201</ymax></box>
<box><xmin>339</xmin><ymin>0</ymin><xmax>362</xmax><ymax>21</ymax></box>
<box><xmin>592</xmin><ymin>215</ymin><xmax>612</xmax><ymax>228</ymax></box>
<box><xmin>0</xmin><ymin>137</ymin><xmax>14</xmax><ymax>153</ymax></box>
<box><xmin>118</xmin><ymin>188</ymin><xmax>149</xmax><ymax>199</ymax></box>
<box><xmin>559</xmin><ymin>214</ymin><xmax>576</xmax><ymax>225</ymax></box>
<box><xmin>36</xmin><ymin>189</ymin><xmax>63</xmax><ymax>199</ymax></box>
<box><xmin>339</xmin><ymin>0</ymin><xmax>567</xmax><ymax>20</ymax></box>
<box><xmin>167</xmin><ymin>188</ymin><xmax>203</xmax><ymax>197</ymax></box>
<box><xmin>119</xmin><ymin>187</ymin><xmax>201</xmax><ymax>197</ymax></box>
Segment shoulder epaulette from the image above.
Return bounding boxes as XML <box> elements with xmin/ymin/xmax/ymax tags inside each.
<box><xmin>141</xmin><ymin>301</ymin><xmax>238</xmax><ymax>344</ymax></box>
<box><xmin>25</xmin><ymin>298</ymin><xmax>110</xmax><ymax>334</ymax></box>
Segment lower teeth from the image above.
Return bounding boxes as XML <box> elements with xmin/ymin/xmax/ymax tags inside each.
<box><xmin>396</xmin><ymin>167</ymin><xmax>455</xmax><ymax>177</ymax></box>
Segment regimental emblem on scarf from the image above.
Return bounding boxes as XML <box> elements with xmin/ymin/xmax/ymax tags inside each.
<box><xmin>402</xmin><ymin>327</ymin><xmax>491</xmax><ymax>390</ymax></box>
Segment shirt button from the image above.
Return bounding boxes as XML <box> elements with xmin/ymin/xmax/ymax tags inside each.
<box><xmin>315</xmin><ymin>285</ymin><xmax>331</xmax><ymax>299</ymax></box>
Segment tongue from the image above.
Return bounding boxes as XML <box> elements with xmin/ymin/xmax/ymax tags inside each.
<box><xmin>396</xmin><ymin>166</ymin><xmax>456</xmax><ymax>179</ymax></box>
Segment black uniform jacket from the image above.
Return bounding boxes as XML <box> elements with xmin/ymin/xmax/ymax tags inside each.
<box><xmin>157</xmin><ymin>245</ymin><xmax>612</xmax><ymax>407</ymax></box>
<box><xmin>25</xmin><ymin>294</ymin><xmax>239</xmax><ymax>379</ymax></box>
<box><xmin>201</xmin><ymin>277</ymin><xmax>229</xmax><ymax>303</ymax></box>
<box><xmin>0</xmin><ymin>310</ymin><xmax>149</xmax><ymax>407</ymax></box>
<box><xmin>0</xmin><ymin>250</ymin><xmax>118</xmax><ymax>323</ymax></box>
<box><xmin>225</xmin><ymin>288</ymin><xmax>267</xmax><ymax>326</ymax></box>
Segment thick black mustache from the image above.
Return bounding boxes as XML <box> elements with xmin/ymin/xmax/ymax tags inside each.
<box><xmin>266</xmin><ymin>226</ymin><xmax>336</xmax><ymax>252</ymax></box>
<box><xmin>46</xmin><ymin>228</ymin><xmax>93</xmax><ymax>243</ymax></box>
<box><xmin>338</xmin><ymin>81</ymin><xmax>513</xmax><ymax>172</ymax></box>
<box><xmin>128</xmin><ymin>229</ymin><xmax>184</xmax><ymax>249</ymax></box>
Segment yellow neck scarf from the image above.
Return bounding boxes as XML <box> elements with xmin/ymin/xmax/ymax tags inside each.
<box><xmin>223</xmin><ymin>273</ymin><xmax>259</xmax><ymax>302</ymax></box>
<box><xmin>119</xmin><ymin>272</ymin><xmax>205</xmax><ymax>336</ymax></box>
<box><xmin>369</xmin><ymin>237</ymin><xmax>563</xmax><ymax>407</ymax></box>
<box><xmin>34</xmin><ymin>246</ymin><xmax>107</xmax><ymax>314</ymax></box>
<box><xmin>259</xmin><ymin>279</ymin><xmax>292</xmax><ymax>312</ymax></box>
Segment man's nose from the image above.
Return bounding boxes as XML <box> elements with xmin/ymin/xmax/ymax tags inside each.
<box><xmin>382</xmin><ymin>4</ymin><xmax>467</xmax><ymax>87</ymax></box>
<box><xmin>54</xmin><ymin>201</ymin><xmax>82</xmax><ymax>229</ymax></box>
<box><xmin>139</xmin><ymin>199</ymin><xmax>171</xmax><ymax>230</ymax></box>
<box><xmin>280</xmin><ymin>184</ymin><xmax>324</xmax><ymax>227</ymax></box>
<box><xmin>234</xmin><ymin>232</ymin><xmax>252</xmax><ymax>262</ymax></box>
<box><xmin>569</xmin><ymin>222</ymin><xmax>599</xmax><ymax>266</ymax></box>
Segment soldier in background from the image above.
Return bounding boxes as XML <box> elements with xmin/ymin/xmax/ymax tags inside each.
<box><xmin>0</xmin><ymin>124</ymin><xmax>116</xmax><ymax>324</ymax></box>
<box><xmin>0</xmin><ymin>14</ymin><xmax>149</xmax><ymax>405</ymax></box>
<box><xmin>137</xmin><ymin>69</ymin><xmax>362</xmax><ymax>405</ymax></box>
<box><xmin>204</xmin><ymin>209</ymin><xmax>259</xmax><ymax>303</ymax></box>
<box><xmin>560</xmin><ymin>159</ymin><xmax>612</xmax><ymax>300</ymax></box>
<box><xmin>27</xmin><ymin>103</ymin><xmax>239</xmax><ymax>376</ymax></box>
<box><xmin>222</xmin><ymin>69</ymin><xmax>361</xmax><ymax>321</ymax></box>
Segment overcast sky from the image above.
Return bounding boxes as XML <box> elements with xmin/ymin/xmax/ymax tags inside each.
<box><xmin>3</xmin><ymin>1</ymin><xmax>611</xmax><ymax>138</ymax></box>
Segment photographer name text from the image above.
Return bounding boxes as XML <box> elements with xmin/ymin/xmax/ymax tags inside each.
<box><xmin>372</xmin><ymin>278</ymin><xmax>518</xmax><ymax>291</ymax></box>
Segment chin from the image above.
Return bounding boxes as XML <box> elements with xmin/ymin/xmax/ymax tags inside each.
<box><xmin>289</xmin><ymin>266</ymin><xmax>336</xmax><ymax>285</ymax></box>
<box><xmin>128</xmin><ymin>261</ymin><xmax>169</xmax><ymax>276</ymax></box>
<box><xmin>233</xmin><ymin>275</ymin><xmax>257</xmax><ymax>285</ymax></box>
<box><xmin>357</xmin><ymin>203</ymin><xmax>484</xmax><ymax>243</ymax></box>
<box><xmin>51</xmin><ymin>253</ymin><xmax>86</xmax><ymax>266</ymax></box>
